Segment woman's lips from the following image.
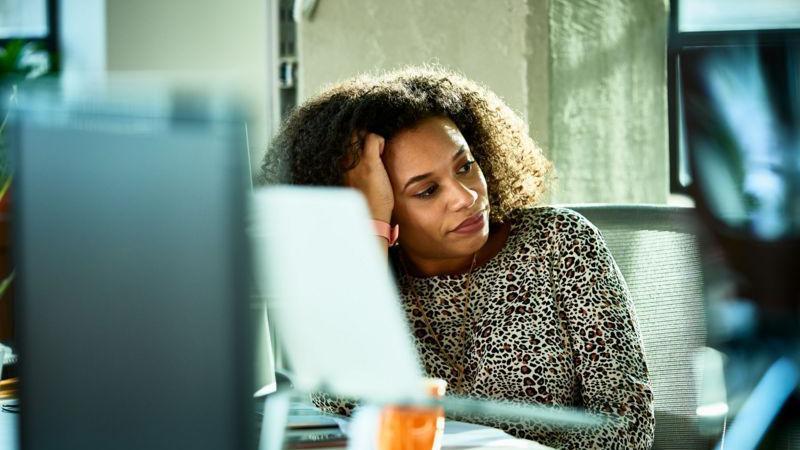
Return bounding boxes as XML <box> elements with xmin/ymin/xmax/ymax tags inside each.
<box><xmin>452</xmin><ymin>210</ymin><xmax>486</xmax><ymax>234</ymax></box>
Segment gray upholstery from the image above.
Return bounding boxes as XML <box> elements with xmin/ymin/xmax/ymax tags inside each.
<box><xmin>566</xmin><ymin>204</ymin><xmax>708</xmax><ymax>450</ymax></box>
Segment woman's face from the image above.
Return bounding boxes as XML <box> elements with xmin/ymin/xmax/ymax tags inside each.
<box><xmin>383</xmin><ymin>116</ymin><xmax>490</xmax><ymax>261</ymax></box>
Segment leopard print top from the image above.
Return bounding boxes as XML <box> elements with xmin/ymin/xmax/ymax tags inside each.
<box><xmin>313</xmin><ymin>207</ymin><xmax>655</xmax><ymax>449</ymax></box>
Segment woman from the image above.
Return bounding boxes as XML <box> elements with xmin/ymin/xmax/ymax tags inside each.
<box><xmin>261</xmin><ymin>67</ymin><xmax>654</xmax><ymax>449</ymax></box>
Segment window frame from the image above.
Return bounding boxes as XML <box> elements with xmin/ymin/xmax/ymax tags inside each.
<box><xmin>0</xmin><ymin>0</ymin><xmax>59</xmax><ymax>61</ymax></box>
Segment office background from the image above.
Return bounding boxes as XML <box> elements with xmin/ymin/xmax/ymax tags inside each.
<box><xmin>3</xmin><ymin>3</ymin><xmax>799</xmax><ymax>448</ymax></box>
<box><xmin>48</xmin><ymin>0</ymin><xmax>672</xmax><ymax>205</ymax></box>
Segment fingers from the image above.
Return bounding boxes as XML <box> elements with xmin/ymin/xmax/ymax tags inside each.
<box><xmin>362</xmin><ymin>133</ymin><xmax>386</xmax><ymax>159</ymax></box>
<box><xmin>341</xmin><ymin>132</ymin><xmax>394</xmax><ymax>220</ymax></box>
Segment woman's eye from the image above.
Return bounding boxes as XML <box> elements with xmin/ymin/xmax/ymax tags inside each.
<box><xmin>457</xmin><ymin>160</ymin><xmax>476</xmax><ymax>174</ymax></box>
<box><xmin>415</xmin><ymin>185</ymin><xmax>438</xmax><ymax>198</ymax></box>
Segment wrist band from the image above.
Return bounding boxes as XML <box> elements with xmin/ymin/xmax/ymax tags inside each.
<box><xmin>372</xmin><ymin>220</ymin><xmax>399</xmax><ymax>246</ymax></box>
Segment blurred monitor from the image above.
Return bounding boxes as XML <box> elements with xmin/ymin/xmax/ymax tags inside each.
<box><xmin>680</xmin><ymin>43</ymin><xmax>800</xmax><ymax>242</ymax></box>
<box><xmin>9</xmin><ymin>80</ymin><xmax>256</xmax><ymax>450</ymax></box>
<box><xmin>680</xmin><ymin>43</ymin><xmax>800</xmax><ymax>327</ymax></box>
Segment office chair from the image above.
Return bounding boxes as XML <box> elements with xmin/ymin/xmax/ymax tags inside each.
<box><xmin>568</xmin><ymin>204</ymin><xmax>710</xmax><ymax>450</ymax></box>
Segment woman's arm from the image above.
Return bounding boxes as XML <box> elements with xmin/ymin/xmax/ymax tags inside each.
<box><xmin>310</xmin><ymin>391</ymin><xmax>359</xmax><ymax>417</ymax></box>
<box><xmin>343</xmin><ymin>132</ymin><xmax>394</xmax><ymax>257</ymax></box>
<box><xmin>551</xmin><ymin>210</ymin><xmax>655</xmax><ymax>449</ymax></box>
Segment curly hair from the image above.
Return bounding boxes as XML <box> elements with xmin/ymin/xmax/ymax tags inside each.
<box><xmin>260</xmin><ymin>66</ymin><xmax>552</xmax><ymax>223</ymax></box>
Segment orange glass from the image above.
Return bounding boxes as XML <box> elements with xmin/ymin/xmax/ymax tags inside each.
<box><xmin>377</xmin><ymin>378</ymin><xmax>447</xmax><ymax>450</ymax></box>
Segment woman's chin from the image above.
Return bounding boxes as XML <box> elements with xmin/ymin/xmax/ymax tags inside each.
<box><xmin>447</xmin><ymin>229</ymin><xmax>490</xmax><ymax>254</ymax></box>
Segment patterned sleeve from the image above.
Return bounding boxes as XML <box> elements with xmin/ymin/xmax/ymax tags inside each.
<box><xmin>550</xmin><ymin>210</ymin><xmax>655</xmax><ymax>449</ymax></box>
<box><xmin>310</xmin><ymin>391</ymin><xmax>359</xmax><ymax>417</ymax></box>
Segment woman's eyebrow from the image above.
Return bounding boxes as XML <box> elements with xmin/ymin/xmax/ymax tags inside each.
<box><xmin>402</xmin><ymin>145</ymin><xmax>467</xmax><ymax>192</ymax></box>
<box><xmin>403</xmin><ymin>172</ymin><xmax>433</xmax><ymax>192</ymax></box>
<box><xmin>452</xmin><ymin>145</ymin><xmax>466</xmax><ymax>160</ymax></box>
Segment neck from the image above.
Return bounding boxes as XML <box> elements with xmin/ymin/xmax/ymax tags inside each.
<box><xmin>401</xmin><ymin>221</ymin><xmax>511</xmax><ymax>277</ymax></box>
<box><xmin>403</xmin><ymin>252</ymin><xmax>475</xmax><ymax>277</ymax></box>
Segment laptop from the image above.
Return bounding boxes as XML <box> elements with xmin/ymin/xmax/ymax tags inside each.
<box><xmin>252</xmin><ymin>186</ymin><xmax>603</xmax><ymax>428</ymax></box>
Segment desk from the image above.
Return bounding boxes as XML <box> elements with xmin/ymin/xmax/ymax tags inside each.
<box><xmin>264</xmin><ymin>397</ymin><xmax>553</xmax><ymax>450</ymax></box>
<box><xmin>1</xmin><ymin>398</ymin><xmax>552</xmax><ymax>450</ymax></box>
<box><xmin>416</xmin><ymin>420</ymin><xmax>553</xmax><ymax>449</ymax></box>
<box><xmin>282</xmin><ymin>421</ymin><xmax>553</xmax><ymax>450</ymax></box>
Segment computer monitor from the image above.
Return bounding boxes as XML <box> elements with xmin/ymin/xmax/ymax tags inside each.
<box><xmin>679</xmin><ymin>41</ymin><xmax>800</xmax><ymax>449</ymax></box>
<box><xmin>679</xmin><ymin>43</ymin><xmax>800</xmax><ymax>325</ymax></box>
<box><xmin>9</xmin><ymin>79</ymin><xmax>255</xmax><ymax>450</ymax></box>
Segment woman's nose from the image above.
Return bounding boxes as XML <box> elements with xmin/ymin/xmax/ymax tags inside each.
<box><xmin>449</xmin><ymin>181</ymin><xmax>478</xmax><ymax>211</ymax></box>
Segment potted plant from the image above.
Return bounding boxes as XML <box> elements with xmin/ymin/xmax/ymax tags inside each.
<box><xmin>0</xmin><ymin>40</ymin><xmax>54</xmax><ymax>349</ymax></box>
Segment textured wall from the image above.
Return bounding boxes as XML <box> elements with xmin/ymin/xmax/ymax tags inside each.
<box><xmin>298</xmin><ymin>0</ymin><xmax>531</xmax><ymax>119</ymax></box>
<box><xmin>548</xmin><ymin>0</ymin><xmax>669</xmax><ymax>203</ymax></box>
<box><xmin>298</xmin><ymin>0</ymin><xmax>669</xmax><ymax>204</ymax></box>
<box><xmin>526</xmin><ymin>0</ymin><xmax>550</xmax><ymax>153</ymax></box>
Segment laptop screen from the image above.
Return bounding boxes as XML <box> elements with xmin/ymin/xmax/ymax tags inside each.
<box><xmin>252</xmin><ymin>186</ymin><xmax>426</xmax><ymax>403</ymax></box>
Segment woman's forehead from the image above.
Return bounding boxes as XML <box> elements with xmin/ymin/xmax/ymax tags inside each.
<box><xmin>383</xmin><ymin>118</ymin><xmax>471</xmax><ymax>179</ymax></box>
<box><xmin>385</xmin><ymin>117</ymin><xmax>468</xmax><ymax>157</ymax></box>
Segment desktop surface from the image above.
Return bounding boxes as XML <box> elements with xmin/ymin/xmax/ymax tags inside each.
<box><xmin>1</xmin><ymin>396</ymin><xmax>554</xmax><ymax>450</ymax></box>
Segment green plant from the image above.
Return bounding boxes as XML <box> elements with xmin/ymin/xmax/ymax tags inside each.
<box><xmin>0</xmin><ymin>40</ymin><xmax>53</xmax><ymax>184</ymax></box>
<box><xmin>0</xmin><ymin>40</ymin><xmax>54</xmax><ymax>299</ymax></box>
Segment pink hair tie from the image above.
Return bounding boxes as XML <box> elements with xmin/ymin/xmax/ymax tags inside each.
<box><xmin>372</xmin><ymin>220</ymin><xmax>399</xmax><ymax>246</ymax></box>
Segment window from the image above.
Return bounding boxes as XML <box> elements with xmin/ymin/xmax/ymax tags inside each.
<box><xmin>0</xmin><ymin>0</ymin><xmax>58</xmax><ymax>74</ymax></box>
<box><xmin>0</xmin><ymin>0</ymin><xmax>48</xmax><ymax>39</ymax></box>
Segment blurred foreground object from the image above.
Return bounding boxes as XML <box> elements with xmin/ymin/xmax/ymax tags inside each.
<box><xmin>377</xmin><ymin>378</ymin><xmax>447</xmax><ymax>450</ymax></box>
<box><xmin>9</xmin><ymin>79</ymin><xmax>254</xmax><ymax>450</ymax></box>
<box><xmin>0</xmin><ymin>38</ymin><xmax>56</xmax><ymax>348</ymax></box>
<box><xmin>682</xmin><ymin>42</ymin><xmax>800</xmax><ymax>449</ymax></box>
<box><xmin>683</xmin><ymin>43</ymin><xmax>800</xmax><ymax>334</ymax></box>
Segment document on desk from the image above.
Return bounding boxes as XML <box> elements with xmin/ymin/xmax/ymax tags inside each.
<box><xmin>441</xmin><ymin>421</ymin><xmax>553</xmax><ymax>450</ymax></box>
<box><xmin>287</xmin><ymin>402</ymin><xmax>340</xmax><ymax>429</ymax></box>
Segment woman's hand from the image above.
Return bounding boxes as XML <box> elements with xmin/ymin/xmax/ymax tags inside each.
<box><xmin>344</xmin><ymin>133</ymin><xmax>394</xmax><ymax>223</ymax></box>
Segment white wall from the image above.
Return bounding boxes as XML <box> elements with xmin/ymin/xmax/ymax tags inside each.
<box><xmin>58</xmin><ymin>0</ymin><xmax>106</xmax><ymax>75</ymax></box>
<box><xmin>106</xmin><ymin>0</ymin><xmax>270</xmax><ymax>176</ymax></box>
<box><xmin>58</xmin><ymin>0</ymin><xmax>276</xmax><ymax>391</ymax></box>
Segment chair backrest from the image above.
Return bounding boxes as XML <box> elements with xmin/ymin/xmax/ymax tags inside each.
<box><xmin>566</xmin><ymin>204</ymin><xmax>707</xmax><ymax>450</ymax></box>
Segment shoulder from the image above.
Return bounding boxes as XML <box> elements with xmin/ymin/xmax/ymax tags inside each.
<box><xmin>509</xmin><ymin>206</ymin><xmax>600</xmax><ymax>240</ymax></box>
<box><xmin>506</xmin><ymin>206</ymin><xmax>607</xmax><ymax>263</ymax></box>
